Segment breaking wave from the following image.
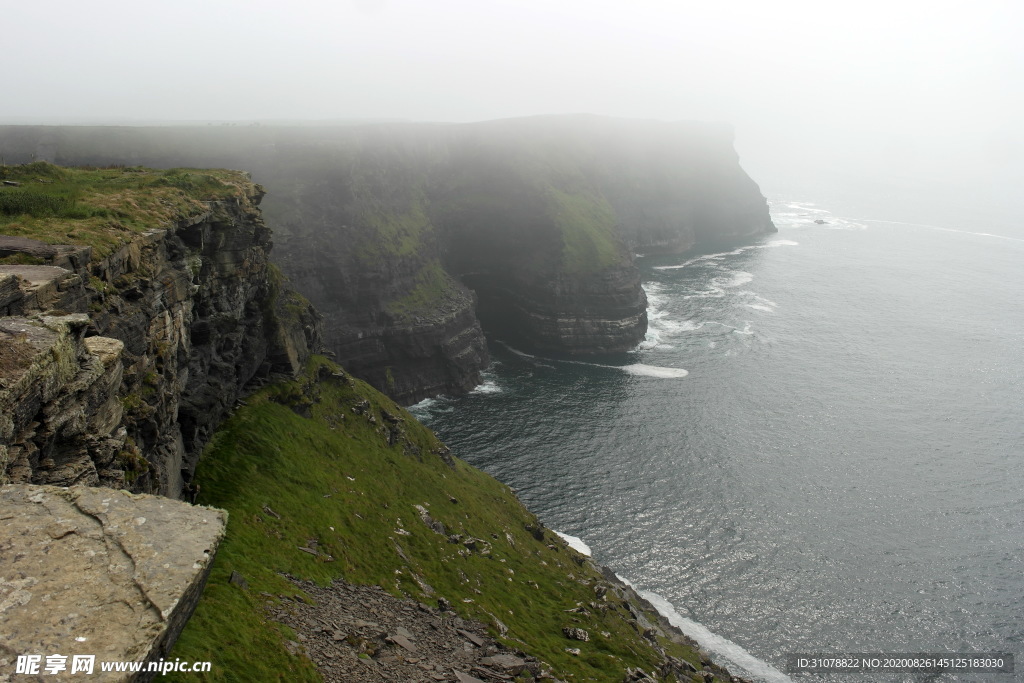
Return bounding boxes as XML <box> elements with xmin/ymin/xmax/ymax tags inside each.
<box><xmin>553</xmin><ymin>531</ymin><xmax>592</xmax><ymax>556</ymax></box>
<box><xmin>639</xmin><ymin>589</ymin><xmax>795</xmax><ymax>683</ymax></box>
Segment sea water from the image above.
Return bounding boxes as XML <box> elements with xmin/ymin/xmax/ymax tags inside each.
<box><xmin>411</xmin><ymin>194</ymin><xmax>1024</xmax><ymax>682</ymax></box>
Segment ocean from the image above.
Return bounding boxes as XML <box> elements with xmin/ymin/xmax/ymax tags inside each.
<box><xmin>410</xmin><ymin>191</ymin><xmax>1024</xmax><ymax>682</ymax></box>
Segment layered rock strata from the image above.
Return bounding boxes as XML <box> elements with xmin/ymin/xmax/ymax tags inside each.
<box><xmin>0</xmin><ymin>314</ymin><xmax>127</xmax><ymax>490</ymax></box>
<box><xmin>465</xmin><ymin>268</ymin><xmax>648</xmax><ymax>354</ymax></box>
<box><xmin>0</xmin><ymin>484</ymin><xmax>226</xmax><ymax>682</ymax></box>
<box><xmin>0</xmin><ymin>181</ymin><xmax>320</xmax><ymax>496</ymax></box>
<box><xmin>0</xmin><ymin>118</ymin><xmax>774</xmax><ymax>402</ymax></box>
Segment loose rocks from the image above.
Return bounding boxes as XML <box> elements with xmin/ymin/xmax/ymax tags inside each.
<box><xmin>269</xmin><ymin>576</ymin><xmax>549</xmax><ymax>682</ymax></box>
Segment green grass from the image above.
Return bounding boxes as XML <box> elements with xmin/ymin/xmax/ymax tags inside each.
<box><xmin>547</xmin><ymin>187</ymin><xmax>622</xmax><ymax>275</ymax></box>
<box><xmin>354</xmin><ymin>196</ymin><xmax>432</xmax><ymax>263</ymax></box>
<box><xmin>0</xmin><ymin>162</ymin><xmax>254</xmax><ymax>258</ymax></box>
<box><xmin>168</xmin><ymin>357</ymin><xmax>709</xmax><ymax>682</ymax></box>
<box><xmin>384</xmin><ymin>259</ymin><xmax>458</xmax><ymax>321</ymax></box>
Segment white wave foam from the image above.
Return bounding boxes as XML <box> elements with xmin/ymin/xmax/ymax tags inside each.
<box><xmin>772</xmin><ymin>201</ymin><xmax>873</xmax><ymax>233</ymax></box>
<box><xmin>654</xmin><ymin>253</ymin><xmax>727</xmax><ymax>270</ymax></box>
<box><xmin>409</xmin><ymin>397</ymin><xmax>438</xmax><ymax>411</ymax></box>
<box><xmin>640</xmin><ymin>282</ymin><xmax>704</xmax><ymax>350</ymax></box>
<box><xmin>494</xmin><ymin>341</ymin><xmax>556</xmax><ymax>367</ymax></box>
<box><xmin>736</xmin><ymin>292</ymin><xmax>777</xmax><ymax>313</ymax></box>
<box><xmin>653</xmin><ymin>240</ymin><xmax>796</xmax><ymax>271</ymax></box>
<box><xmin>713</xmin><ymin>271</ymin><xmax>753</xmax><ymax>288</ymax></box>
<box><xmin>648</xmin><ymin>313</ymin><xmax>702</xmax><ymax>334</ymax></box>
<box><xmin>561</xmin><ymin>357</ymin><xmax>690</xmax><ymax>379</ymax></box>
<box><xmin>643</xmin><ymin>282</ymin><xmax>667</xmax><ymax>308</ymax></box>
<box><xmin>553</xmin><ymin>531</ymin><xmax>592</xmax><ymax>557</ymax></box>
<box><xmin>406</xmin><ymin>396</ymin><xmax>455</xmax><ymax>419</ymax></box>
<box><xmin>823</xmin><ymin>218</ymin><xmax>868</xmax><ymax>231</ymax></box>
<box><xmin>638</xmin><ymin>589</ymin><xmax>795</xmax><ymax>683</ymax></box>
<box><xmin>736</xmin><ymin>291</ymin><xmax>777</xmax><ymax>307</ymax></box>
<box><xmin>497</xmin><ymin>341</ymin><xmax>536</xmax><ymax>359</ymax></box>
<box><xmin>783</xmin><ymin>201</ymin><xmax>828</xmax><ymax>214</ymax></box>
<box><xmin>621</xmin><ymin>364</ymin><xmax>689</xmax><ymax>378</ymax></box>
<box><xmin>682</xmin><ymin>289</ymin><xmax>725</xmax><ymax>299</ymax></box>
<box><xmin>636</xmin><ymin>321</ymin><xmax>692</xmax><ymax>350</ymax></box>
<box><xmin>497</xmin><ymin>340</ymin><xmax>688</xmax><ymax>379</ymax></box>
<box><xmin>470</xmin><ymin>379</ymin><xmax>502</xmax><ymax>394</ymax></box>
<box><xmin>772</xmin><ymin>206</ymin><xmax>866</xmax><ymax>232</ymax></box>
<box><xmin>655</xmin><ymin>253</ymin><xmax>720</xmax><ymax>270</ymax></box>
<box><xmin>662</xmin><ymin>319</ymin><xmax>702</xmax><ymax>332</ymax></box>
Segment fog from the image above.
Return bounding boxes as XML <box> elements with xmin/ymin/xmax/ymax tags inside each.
<box><xmin>4</xmin><ymin>0</ymin><xmax>1022</xmax><ymax>229</ymax></box>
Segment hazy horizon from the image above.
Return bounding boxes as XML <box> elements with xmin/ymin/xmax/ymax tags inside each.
<box><xmin>4</xmin><ymin>0</ymin><xmax>1023</xmax><ymax>231</ymax></box>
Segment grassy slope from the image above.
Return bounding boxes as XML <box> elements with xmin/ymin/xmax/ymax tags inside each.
<box><xmin>355</xmin><ymin>197</ymin><xmax>431</xmax><ymax>262</ymax></box>
<box><xmin>546</xmin><ymin>186</ymin><xmax>621</xmax><ymax>276</ymax></box>
<box><xmin>0</xmin><ymin>162</ymin><xmax>252</xmax><ymax>259</ymax></box>
<box><xmin>384</xmin><ymin>258</ymin><xmax>460</xmax><ymax>321</ymax></box>
<box><xmin>168</xmin><ymin>358</ymin><xmax>715</xmax><ymax>682</ymax></box>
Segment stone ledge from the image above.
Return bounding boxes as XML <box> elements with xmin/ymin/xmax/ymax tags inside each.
<box><xmin>0</xmin><ymin>485</ymin><xmax>227</xmax><ymax>681</ymax></box>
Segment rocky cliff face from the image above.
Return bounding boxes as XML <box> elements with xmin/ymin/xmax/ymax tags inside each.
<box><xmin>0</xmin><ymin>169</ymin><xmax>320</xmax><ymax>497</ymax></box>
<box><xmin>0</xmin><ymin>117</ymin><xmax>773</xmax><ymax>403</ymax></box>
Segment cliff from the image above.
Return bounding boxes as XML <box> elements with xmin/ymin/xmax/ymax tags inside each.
<box><xmin>0</xmin><ymin>117</ymin><xmax>774</xmax><ymax>403</ymax></box>
<box><xmin>0</xmin><ymin>163</ymin><xmax>320</xmax><ymax>497</ymax></box>
<box><xmin>0</xmin><ymin>161</ymin><xmax>747</xmax><ymax>682</ymax></box>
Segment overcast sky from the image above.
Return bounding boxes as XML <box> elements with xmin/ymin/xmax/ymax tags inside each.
<box><xmin>4</xmin><ymin>0</ymin><xmax>1023</xmax><ymax>201</ymax></box>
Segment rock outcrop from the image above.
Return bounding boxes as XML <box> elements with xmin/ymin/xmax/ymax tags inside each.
<box><xmin>0</xmin><ymin>484</ymin><xmax>227</xmax><ymax>682</ymax></box>
<box><xmin>0</xmin><ymin>172</ymin><xmax>321</xmax><ymax>497</ymax></box>
<box><xmin>0</xmin><ymin>314</ymin><xmax>127</xmax><ymax>490</ymax></box>
<box><xmin>0</xmin><ymin>117</ymin><xmax>774</xmax><ymax>403</ymax></box>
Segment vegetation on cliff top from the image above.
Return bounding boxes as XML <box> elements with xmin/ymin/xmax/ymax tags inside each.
<box><xmin>384</xmin><ymin>259</ymin><xmax>463</xmax><ymax>322</ymax></box>
<box><xmin>355</xmin><ymin>197</ymin><xmax>431</xmax><ymax>262</ymax></box>
<box><xmin>169</xmin><ymin>357</ymin><xmax>715</xmax><ymax>682</ymax></box>
<box><xmin>0</xmin><ymin>162</ymin><xmax>254</xmax><ymax>259</ymax></box>
<box><xmin>546</xmin><ymin>187</ymin><xmax>622</xmax><ymax>275</ymax></box>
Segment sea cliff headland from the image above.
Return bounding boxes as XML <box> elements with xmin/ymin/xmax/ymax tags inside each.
<box><xmin>0</xmin><ymin>116</ymin><xmax>774</xmax><ymax>404</ymax></box>
<box><xmin>0</xmin><ymin>116</ymin><xmax>772</xmax><ymax>680</ymax></box>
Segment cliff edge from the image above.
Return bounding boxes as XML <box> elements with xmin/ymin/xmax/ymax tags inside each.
<box><xmin>0</xmin><ymin>117</ymin><xmax>774</xmax><ymax>403</ymax></box>
<box><xmin>0</xmin><ymin>485</ymin><xmax>227</xmax><ymax>682</ymax></box>
<box><xmin>0</xmin><ymin>162</ymin><xmax>750</xmax><ymax>682</ymax></box>
<box><xmin>0</xmin><ymin>163</ymin><xmax>320</xmax><ymax>497</ymax></box>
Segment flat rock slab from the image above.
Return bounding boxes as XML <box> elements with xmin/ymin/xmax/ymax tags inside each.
<box><xmin>0</xmin><ymin>265</ymin><xmax>71</xmax><ymax>289</ymax></box>
<box><xmin>0</xmin><ymin>485</ymin><xmax>227</xmax><ymax>681</ymax></box>
<box><xmin>0</xmin><ymin>237</ymin><xmax>60</xmax><ymax>259</ymax></box>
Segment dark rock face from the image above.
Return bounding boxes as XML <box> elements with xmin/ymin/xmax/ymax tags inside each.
<box><xmin>0</xmin><ymin>184</ymin><xmax>321</xmax><ymax>496</ymax></box>
<box><xmin>0</xmin><ymin>117</ymin><xmax>774</xmax><ymax>403</ymax></box>
<box><xmin>466</xmin><ymin>267</ymin><xmax>648</xmax><ymax>354</ymax></box>
<box><xmin>350</xmin><ymin>300</ymin><xmax>490</xmax><ymax>406</ymax></box>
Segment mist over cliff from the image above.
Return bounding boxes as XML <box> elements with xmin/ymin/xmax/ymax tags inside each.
<box><xmin>0</xmin><ymin>116</ymin><xmax>774</xmax><ymax>403</ymax></box>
